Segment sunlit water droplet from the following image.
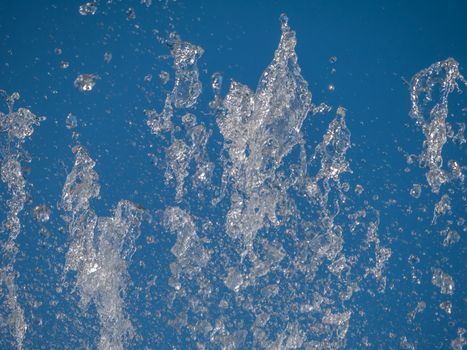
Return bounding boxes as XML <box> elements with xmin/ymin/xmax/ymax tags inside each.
<box><xmin>65</xmin><ymin>113</ymin><xmax>78</xmax><ymax>129</ymax></box>
<box><xmin>126</xmin><ymin>7</ymin><xmax>136</xmax><ymax>20</ymax></box>
<box><xmin>104</xmin><ymin>52</ymin><xmax>112</xmax><ymax>63</ymax></box>
<box><xmin>159</xmin><ymin>70</ymin><xmax>170</xmax><ymax>84</ymax></box>
<box><xmin>33</xmin><ymin>204</ymin><xmax>51</xmax><ymax>222</ymax></box>
<box><xmin>74</xmin><ymin>74</ymin><xmax>98</xmax><ymax>92</ymax></box>
<box><xmin>79</xmin><ymin>2</ymin><xmax>97</xmax><ymax>16</ymax></box>
<box><xmin>409</xmin><ymin>184</ymin><xmax>421</xmax><ymax>198</ymax></box>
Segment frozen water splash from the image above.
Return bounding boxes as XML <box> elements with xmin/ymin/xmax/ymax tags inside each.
<box><xmin>167</xmin><ymin>33</ymin><xmax>204</xmax><ymax>109</ymax></box>
<box><xmin>310</xmin><ymin>107</ymin><xmax>351</xmax><ymax>205</ymax></box>
<box><xmin>144</xmin><ymin>16</ymin><xmax>395</xmax><ymax>349</ymax></box>
<box><xmin>146</xmin><ymin>35</ymin><xmax>207</xmax><ymax>202</ymax></box>
<box><xmin>165</xmin><ymin>139</ymin><xmax>191</xmax><ymax>201</ymax></box>
<box><xmin>143</xmin><ymin>17</ymin><xmax>368</xmax><ymax>348</ymax></box>
<box><xmin>0</xmin><ymin>274</ymin><xmax>27</xmax><ymax>350</ymax></box>
<box><xmin>146</xmin><ymin>95</ymin><xmax>174</xmax><ymax>135</ymax></box>
<box><xmin>1</xmin><ymin>108</ymin><xmax>43</xmax><ymax>141</ymax></box>
<box><xmin>164</xmin><ymin>207</ymin><xmax>209</xmax><ymax>290</ymax></box>
<box><xmin>1</xmin><ymin>159</ymin><xmax>26</xmax><ymax>240</ymax></box>
<box><xmin>219</xmin><ymin>14</ymin><xmax>311</xmax><ymax>251</ymax></box>
<box><xmin>361</xmin><ymin>210</ymin><xmax>392</xmax><ymax>292</ymax></box>
<box><xmin>61</xmin><ymin>145</ymin><xmax>145</xmax><ymax>350</ymax></box>
<box><xmin>165</xmin><ymin>120</ymin><xmax>212</xmax><ymax>201</ymax></box>
<box><xmin>93</xmin><ymin>201</ymin><xmax>145</xmax><ymax>350</ymax></box>
<box><xmin>61</xmin><ymin>145</ymin><xmax>100</xmax><ymax>214</ymax></box>
<box><xmin>146</xmin><ymin>57</ymin><xmax>213</xmax><ymax>202</ymax></box>
<box><xmin>1</xmin><ymin>7</ymin><xmax>462</xmax><ymax>349</ymax></box>
<box><xmin>0</xmin><ymin>91</ymin><xmax>43</xmax><ymax>350</ymax></box>
<box><xmin>409</xmin><ymin>58</ymin><xmax>466</xmax><ymax>193</ymax></box>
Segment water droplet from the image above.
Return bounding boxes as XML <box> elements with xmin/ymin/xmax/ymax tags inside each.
<box><xmin>33</xmin><ymin>205</ymin><xmax>51</xmax><ymax>222</ymax></box>
<box><xmin>79</xmin><ymin>2</ymin><xmax>97</xmax><ymax>16</ymax></box>
<box><xmin>432</xmin><ymin>268</ymin><xmax>455</xmax><ymax>295</ymax></box>
<box><xmin>279</xmin><ymin>13</ymin><xmax>289</xmax><ymax>28</ymax></box>
<box><xmin>441</xmin><ymin>229</ymin><xmax>460</xmax><ymax>247</ymax></box>
<box><xmin>159</xmin><ymin>71</ymin><xmax>170</xmax><ymax>84</ymax></box>
<box><xmin>409</xmin><ymin>184</ymin><xmax>421</xmax><ymax>198</ymax></box>
<box><xmin>141</xmin><ymin>0</ymin><xmax>152</xmax><ymax>7</ymax></box>
<box><xmin>126</xmin><ymin>7</ymin><xmax>136</xmax><ymax>20</ymax></box>
<box><xmin>74</xmin><ymin>74</ymin><xmax>98</xmax><ymax>92</ymax></box>
<box><xmin>440</xmin><ymin>300</ymin><xmax>452</xmax><ymax>314</ymax></box>
<box><xmin>104</xmin><ymin>52</ymin><xmax>112</xmax><ymax>63</ymax></box>
<box><xmin>355</xmin><ymin>184</ymin><xmax>364</xmax><ymax>195</ymax></box>
<box><xmin>65</xmin><ymin>113</ymin><xmax>78</xmax><ymax>129</ymax></box>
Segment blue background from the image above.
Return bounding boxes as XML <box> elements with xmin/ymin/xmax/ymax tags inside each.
<box><xmin>0</xmin><ymin>0</ymin><xmax>466</xmax><ymax>348</ymax></box>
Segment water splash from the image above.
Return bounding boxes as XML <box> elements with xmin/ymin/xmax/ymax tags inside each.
<box><xmin>0</xmin><ymin>91</ymin><xmax>44</xmax><ymax>349</ymax></box>
<box><xmin>409</xmin><ymin>58</ymin><xmax>466</xmax><ymax>193</ymax></box>
<box><xmin>164</xmin><ymin>207</ymin><xmax>209</xmax><ymax>290</ymax></box>
<box><xmin>167</xmin><ymin>33</ymin><xmax>204</xmax><ymax>109</ymax></box>
<box><xmin>61</xmin><ymin>145</ymin><xmax>145</xmax><ymax>350</ymax></box>
<box><xmin>219</xmin><ymin>13</ymin><xmax>311</xmax><ymax>253</ymax></box>
<box><xmin>0</xmin><ymin>5</ymin><xmax>463</xmax><ymax>348</ymax></box>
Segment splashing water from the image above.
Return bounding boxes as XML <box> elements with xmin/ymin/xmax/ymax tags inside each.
<box><xmin>409</xmin><ymin>58</ymin><xmax>466</xmax><ymax>193</ymax></box>
<box><xmin>0</xmin><ymin>4</ymin><xmax>465</xmax><ymax>349</ymax></box>
<box><xmin>219</xmin><ymin>14</ymin><xmax>311</xmax><ymax>253</ymax></box>
<box><xmin>0</xmin><ymin>91</ymin><xmax>44</xmax><ymax>349</ymax></box>
<box><xmin>167</xmin><ymin>33</ymin><xmax>204</xmax><ymax>109</ymax></box>
<box><xmin>61</xmin><ymin>145</ymin><xmax>145</xmax><ymax>350</ymax></box>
